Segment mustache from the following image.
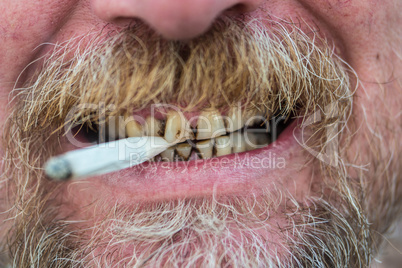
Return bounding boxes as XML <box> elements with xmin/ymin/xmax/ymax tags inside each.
<box><xmin>13</xmin><ymin>18</ymin><xmax>352</xmax><ymax>138</ymax></box>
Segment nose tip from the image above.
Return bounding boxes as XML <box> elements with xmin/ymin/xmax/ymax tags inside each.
<box><xmin>135</xmin><ymin>0</ymin><xmax>224</xmax><ymax>39</ymax></box>
<box><xmin>92</xmin><ymin>0</ymin><xmax>262</xmax><ymax>39</ymax></box>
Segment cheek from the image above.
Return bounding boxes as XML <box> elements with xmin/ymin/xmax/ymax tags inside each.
<box><xmin>0</xmin><ymin>0</ymin><xmax>79</xmax><ymax>87</ymax></box>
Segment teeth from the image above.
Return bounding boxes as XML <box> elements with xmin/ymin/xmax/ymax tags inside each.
<box><xmin>215</xmin><ymin>136</ymin><xmax>232</xmax><ymax>157</ymax></box>
<box><xmin>107</xmin><ymin>115</ymin><xmax>126</xmax><ymax>140</ymax></box>
<box><xmin>230</xmin><ymin>131</ymin><xmax>246</xmax><ymax>153</ymax></box>
<box><xmin>196</xmin><ymin>109</ymin><xmax>226</xmax><ymax>140</ymax></box>
<box><xmin>160</xmin><ymin>146</ymin><xmax>176</xmax><ymax>162</ymax></box>
<box><xmin>176</xmin><ymin>143</ymin><xmax>192</xmax><ymax>161</ymax></box>
<box><xmin>158</xmin><ymin>131</ymin><xmax>272</xmax><ymax>162</ymax></box>
<box><xmin>144</xmin><ymin>116</ymin><xmax>163</xmax><ymax>136</ymax></box>
<box><xmin>125</xmin><ymin>115</ymin><xmax>144</xmax><ymax>137</ymax></box>
<box><xmin>225</xmin><ymin>106</ymin><xmax>245</xmax><ymax>132</ymax></box>
<box><xmin>245</xmin><ymin>132</ymin><xmax>270</xmax><ymax>151</ymax></box>
<box><xmin>196</xmin><ymin>139</ymin><xmax>215</xmax><ymax>159</ymax></box>
<box><xmin>164</xmin><ymin>111</ymin><xmax>194</xmax><ymax>143</ymax></box>
<box><xmin>110</xmin><ymin>107</ymin><xmax>273</xmax><ymax>162</ymax></box>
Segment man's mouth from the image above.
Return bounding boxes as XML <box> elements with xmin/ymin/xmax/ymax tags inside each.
<box><xmin>64</xmin><ymin>105</ymin><xmax>301</xmax><ymax>202</ymax></box>
<box><xmin>78</xmin><ymin>106</ymin><xmax>293</xmax><ymax>162</ymax></box>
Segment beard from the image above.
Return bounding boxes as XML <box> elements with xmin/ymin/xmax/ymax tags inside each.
<box><xmin>1</xmin><ymin>16</ymin><xmax>401</xmax><ymax>267</ymax></box>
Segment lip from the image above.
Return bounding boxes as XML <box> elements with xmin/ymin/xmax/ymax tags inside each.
<box><xmin>79</xmin><ymin>120</ymin><xmax>304</xmax><ymax>203</ymax></box>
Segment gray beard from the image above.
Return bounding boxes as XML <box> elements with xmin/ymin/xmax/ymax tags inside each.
<box><xmin>2</xmin><ymin>163</ymin><xmax>397</xmax><ymax>268</ymax></box>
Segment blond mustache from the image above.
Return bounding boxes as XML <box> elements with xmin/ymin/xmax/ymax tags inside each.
<box><xmin>14</xmin><ymin>18</ymin><xmax>352</xmax><ymax>138</ymax></box>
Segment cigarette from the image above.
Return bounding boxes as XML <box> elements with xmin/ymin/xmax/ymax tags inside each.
<box><xmin>44</xmin><ymin>137</ymin><xmax>171</xmax><ymax>181</ymax></box>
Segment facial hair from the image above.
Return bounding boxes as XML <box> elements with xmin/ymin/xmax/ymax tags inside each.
<box><xmin>1</xmin><ymin>16</ymin><xmax>401</xmax><ymax>267</ymax></box>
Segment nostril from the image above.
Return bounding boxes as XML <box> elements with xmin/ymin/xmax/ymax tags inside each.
<box><xmin>223</xmin><ymin>3</ymin><xmax>256</xmax><ymax>16</ymax></box>
<box><xmin>223</xmin><ymin>4</ymin><xmax>243</xmax><ymax>16</ymax></box>
<box><xmin>106</xmin><ymin>16</ymin><xmax>142</xmax><ymax>28</ymax></box>
<box><xmin>227</xmin><ymin>3</ymin><xmax>248</xmax><ymax>12</ymax></box>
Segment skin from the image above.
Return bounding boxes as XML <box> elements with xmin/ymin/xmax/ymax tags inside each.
<box><xmin>0</xmin><ymin>0</ymin><xmax>401</xmax><ymax>265</ymax></box>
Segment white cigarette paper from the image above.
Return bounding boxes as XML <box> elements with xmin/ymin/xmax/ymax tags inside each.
<box><xmin>44</xmin><ymin>137</ymin><xmax>171</xmax><ymax>181</ymax></box>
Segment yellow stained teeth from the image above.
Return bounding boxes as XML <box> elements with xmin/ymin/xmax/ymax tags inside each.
<box><xmin>196</xmin><ymin>139</ymin><xmax>214</xmax><ymax>159</ymax></box>
<box><xmin>225</xmin><ymin>106</ymin><xmax>245</xmax><ymax>132</ymax></box>
<box><xmin>144</xmin><ymin>116</ymin><xmax>163</xmax><ymax>136</ymax></box>
<box><xmin>160</xmin><ymin>146</ymin><xmax>176</xmax><ymax>162</ymax></box>
<box><xmin>176</xmin><ymin>143</ymin><xmax>192</xmax><ymax>160</ymax></box>
<box><xmin>125</xmin><ymin>115</ymin><xmax>144</xmax><ymax>137</ymax></box>
<box><xmin>104</xmin><ymin>107</ymin><xmax>275</xmax><ymax>162</ymax></box>
<box><xmin>215</xmin><ymin>136</ymin><xmax>232</xmax><ymax>157</ymax></box>
<box><xmin>230</xmin><ymin>131</ymin><xmax>246</xmax><ymax>153</ymax></box>
<box><xmin>196</xmin><ymin>109</ymin><xmax>226</xmax><ymax>140</ymax></box>
<box><xmin>164</xmin><ymin>110</ymin><xmax>194</xmax><ymax>143</ymax></box>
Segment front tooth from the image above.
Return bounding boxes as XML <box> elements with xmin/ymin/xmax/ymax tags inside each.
<box><xmin>107</xmin><ymin>115</ymin><xmax>126</xmax><ymax>140</ymax></box>
<box><xmin>176</xmin><ymin>143</ymin><xmax>192</xmax><ymax>160</ymax></box>
<box><xmin>196</xmin><ymin>139</ymin><xmax>214</xmax><ymax>159</ymax></box>
<box><xmin>225</xmin><ymin>106</ymin><xmax>245</xmax><ymax>132</ymax></box>
<box><xmin>215</xmin><ymin>136</ymin><xmax>232</xmax><ymax>157</ymax></box>
<box><xmin>245</xmin><ymin>132</ymin><xmax>270</xmax><ymax>151</ymax></box>
<box><xmin>125</xmin><ymin>115</ymin><xmax>144</xmax><ymax>137</ymax></box>
<box><xmin>145</xmin><ymin>116</ymin><xmax>163</xmax><ymax>136</ymax></box>
<box><xmin>231</xmin><ymin>131</ymin><xmax>246</xmax><ymax>153</ymax></box>
<box><xmin>196</xmin><ymin>109</ymin><xmax>226</xmax><ymax>140</ymax></box>
<box><xmin>164</xmin><ymin>111</ymin><xmax>194</xmax><ymax>143</ymax></box>
<box><xmin>160</xmin><ymin>146</ymin><xmax>175</xmax><ymax>162</ymax></box>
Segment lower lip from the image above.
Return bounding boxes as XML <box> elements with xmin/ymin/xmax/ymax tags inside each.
<box><xmin>90</xmin><ymin>121</ymin><xmax>302</xmax><ymax>203</ymax></box>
